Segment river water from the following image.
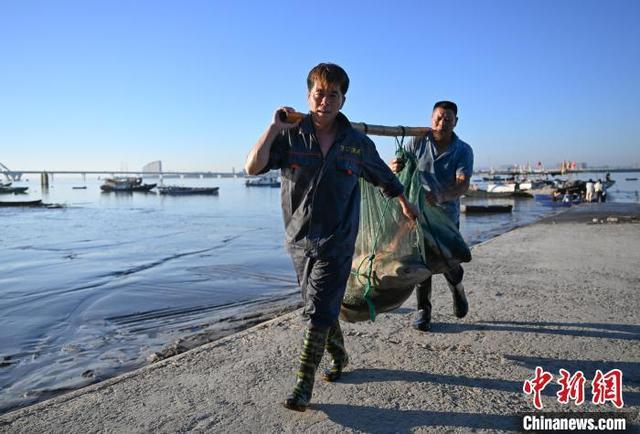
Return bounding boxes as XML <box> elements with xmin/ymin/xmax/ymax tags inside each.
<box><xmin>1</xmin><ymin>172</ymin><xmax>638</xmax><ymax>413</ymax></box>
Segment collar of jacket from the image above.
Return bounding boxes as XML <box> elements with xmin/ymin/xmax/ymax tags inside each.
<box><xmin>299</xmin><ymin>112</ymin><xmax>352</xmax><ymax>139</ymax></box>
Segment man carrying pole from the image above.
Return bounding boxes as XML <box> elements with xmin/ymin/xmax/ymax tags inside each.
<box><xmin>245</xmin><ymin>63</ymin><xmax>419</xmax><ymax>411</ymax></box>
<box><xmin>390</xmin><ymin>101</ymin><xmax>474</xmax><ymax>332</ymax></box>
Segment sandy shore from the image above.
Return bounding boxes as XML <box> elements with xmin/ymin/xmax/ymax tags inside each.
<box><xmin>1</xmin><ymin>202</ymin><xmax>639</xmax><ymax>433</ymax></box>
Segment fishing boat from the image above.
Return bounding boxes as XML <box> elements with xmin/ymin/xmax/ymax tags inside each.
<box><xmin>486</xmin><ymin>180</ymin><xmax>546</xmax><ymax>193</ymax></box>
<box><xmin>100</xmin><ymin>177</ymin><xmax>156</xmax><ymax>192</ymax></box>
<box><xmin>0</xmin><ymin>181</ymin><xmax>29</xmax><ymax>194</ymax></box>
<box><xmin>486</xmin><ymin>182</ymin><xmax>520</xmax><ymax>193</ymax></box>
<box><xmin>482</xmin><ymin>175</ymin><xmax>512</xmax><ymax>182</ymax></box>
<box><xmin>0</xmin><ymin>199</ymin><xmax>42</xmax><ymax>207</ymax></box>
<box><xmin>462</xmin><ymin>204</ymin><xmax>513</xmax><ymax>214</ymax></box>
<box><xmin>625</xmin><ymin>177</ymin><xmax>638</xmax><ymax>181</ymax></box>
<box><xmin>0</xmin><ymin>185</ymin><xmax>29</xmax><ymax>194</ymax></box>
<box><xmin>245</xmin><ymin>174</ymin><xmax>280</xmax><ymax>188</ymax></box>
<box><xmin>464</xmin><ymin>187</ymin><xmax>532</xmax><ymax>199</ymax></box>
<box><xmin>554</xmin><ymin>179</ymin><xmax>614</xmax><ymax>196</ymax></box>
<box><xmin>157</xmin><ymin>186</ymin><xmax>219</xmax><ymax>195</ymax></box>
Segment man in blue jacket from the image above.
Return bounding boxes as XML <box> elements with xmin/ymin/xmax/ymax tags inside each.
<box><xmin>245</xmin><ymin>63</ymin><xmax>418</xmax><ymax>411</ymax></box>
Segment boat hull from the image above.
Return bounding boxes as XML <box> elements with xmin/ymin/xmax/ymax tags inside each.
<box><xmin>100</xmin><ymin>184</ymin><xmax>156</xmax><ymax>192</ymax></box>
<box><xmin>462</xmin><ymin>204</ymin><xmax>513</xmax><ymax>214</ymax></box>
<box><xmin>464</xmin><ymin>189</ymin><xmax>532</xmax><ymax>199</ymax></box>
<box><xmin>245</xmin><ymin>182</ymin><xmax>280</xmax><ymax>187</ymax></box>
<box><xmin>0</xmin><ymin>186</ymin><xmax>29</xmax><ymax>194</ymax></box>
<box><xmin>0</xmin><ymin>199</ymin><xmax>42</xmax><ymax>207</ymax></box>
<box><xmin>157</xmin><ymin>187</ymin><xmax>219</xmax><ymax>195</ymax></box>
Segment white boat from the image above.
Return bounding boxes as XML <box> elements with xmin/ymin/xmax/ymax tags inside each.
<box><xmin>486</xmin><ymin>180</ymin><xmax>539</xmax><ymax>193</ymax></box>
<box><xmin>486</xmin><ymin>182</ymin><xmax>516</xmax><ymax>193</ymax></box>
<box><xmin>245</xmin><ymin>173</ymin><xmax>280</xmax><ymax>188</ymax></box>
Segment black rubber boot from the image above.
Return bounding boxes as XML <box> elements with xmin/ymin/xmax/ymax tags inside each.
<box><xmin>321</xmin><ymin>321</ymin><xmax>349</xmax><ymax>382</ymax></box>
<box><xmin>412</xmin><ymin>279</ymin><xmax>432</xmax><ymax>332</ymax></box>
<box><xmin>448</xmin><ymin>281</ymin><xmax>468</xmax><ymax>318</ymax></box>
<box><xmin>284</xmin><ymin>327</ymin><xmax>328</xmax><ymax>412</ymax></box>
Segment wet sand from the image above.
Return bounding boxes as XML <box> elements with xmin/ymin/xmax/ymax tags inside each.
<box><xmin>1</xmin><ymin>202</ymin><xmax>639</xmax><ymax>433</ymax></box>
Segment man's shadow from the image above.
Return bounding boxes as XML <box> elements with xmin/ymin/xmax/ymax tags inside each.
<box><xmin>339</xmin><ymin>364</ymin><xmax>640</xmax><ymax>405</ymax></box>
<box><xmin>313</xmin><ymin>403</ymin><xmax>521</xmax><ymax>433</ymax></box>
<box><xmin>504</xmin><ymin>354</ymin><xmax>640</xmax><ymax>386</ymax></box>
<box><xmin>316</xmin><ymin>365</ymin><xmax>639</xmax><ymax>432</ymax></box>
<box><xmin>408</xmin><ymin>319</ymin><xmax>640</xmax><ymax>342</ymax></box>
<box><xmin>386</xmin><ymin>310</ymin><xmax>639</xmax><ymax>340</ymax></box>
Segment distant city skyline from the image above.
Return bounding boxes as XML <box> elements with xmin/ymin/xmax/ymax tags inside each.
<box><xmin>5</xmin><ymin>158</ymin><xmax>639</xmax><ymax>177</ymax></box>
<box><xmin>1</xmin><ymin>1</ymin><xmax>639</xmax><ymax>172</ymax></box>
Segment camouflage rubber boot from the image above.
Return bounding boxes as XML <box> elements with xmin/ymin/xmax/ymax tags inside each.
<box><xmin>321</xmin><ymin>321</ymin><xmax>349</xmax><ymax>382</ymax></box>
<box><xmin>283</xmin><ymin>327</ymin><xmax>328</xmax><ymax>412</ymax></box>
<box><xmin>412</xmin><ymin>280</ymin><xmax>432</xmax><ymax>332</ymax></box>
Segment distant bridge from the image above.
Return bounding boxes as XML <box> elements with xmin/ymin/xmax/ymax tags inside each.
<box><xmin>1</xmin><ymin>168</ymin><xmax>242</xmax><ymax>179</ymax></box>
<box><xmin>3</xmin><ymin>162</ymin><xmax>639</xmax><ymax>183</ymax></box>
<box><xmin>0</xmin><ymin>162</ymin><xmax>23</xmax><ymax>181</ymax></box>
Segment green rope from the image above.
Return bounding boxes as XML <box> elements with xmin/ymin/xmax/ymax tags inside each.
<box><xmin>361</xmin><ymin>196</ymin><xmax>392</xmax><ymax>321</ymax></box>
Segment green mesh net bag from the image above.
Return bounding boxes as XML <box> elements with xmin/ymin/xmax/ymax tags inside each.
<box><xmin>340</xmin><ymin>148</ymin><xmax>472</xmax><ymax>322</ymax></box>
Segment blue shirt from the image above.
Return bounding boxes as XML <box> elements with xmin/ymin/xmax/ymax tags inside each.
<box><xmin>405</xmin><ymin>132</ymin><xmax>474</xmax><ymax>226</ymax></box>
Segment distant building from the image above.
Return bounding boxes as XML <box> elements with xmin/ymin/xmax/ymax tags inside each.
<box><xmin>143</xmin><ymin>160</ymin><xmax>162</xmax><ymax>173</ymax></box>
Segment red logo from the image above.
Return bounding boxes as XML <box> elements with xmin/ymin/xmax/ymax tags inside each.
<box><xmin>523</xmin><ymin>367</ymin><xmax>553</xmax><ymax>410</ymax></box>
<box><xmin>524</xmin><ymin>367</ymin><xmax>624</xmax><ymax>410</ymax></box>
<box><xmin>592</xmin><ymin>369</ymin><xmax>624</xmax><ymax>408</ymax></box>
<box><xmin>556</xmin><ymin>369</ymin><xmax>586</xmax><ymax>405</ymax></box>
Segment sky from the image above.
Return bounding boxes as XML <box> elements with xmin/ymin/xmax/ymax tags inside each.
<box><xmin>1</xmin><ymin>0</ymin><xmax>639</xmax><ymax>172</ymax></box>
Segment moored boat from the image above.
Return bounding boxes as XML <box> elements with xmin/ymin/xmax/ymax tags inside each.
<box><xmin>157</xmin><ymin>186</ymin><xmax>219</xmax><ymax>195</ymax></box>
<box><xmin>245</xmin><ymin>174</ymin><xmax>280</xmax><ymax>187</ymax></box>
<box><xmin>462</xmin><ymin>204</ymin><xmax>513</xmax><ymax>214</ymax></box>
<box><xmin>464</xmin><ymin>188</ymin><xmax>532</xmax><ymax>199</ymax></box>
<box><xmin>100</xmin><ymin>177</ymin><xmax>156</xmax><ymax>192</ymax></box>
<box><xmin>0</xmin><ymin>199</ymin><xmax>42</xmax><ymax>207</ymax></box>
<box><xmin>0</xmin><ymin>185</ymin><xmax>29</xmax><ymax>194</ymax></box>
<box><xmin>0</xmin><ymin>180</ymin><xmax>29</xmax><ymax>194</ymax></box>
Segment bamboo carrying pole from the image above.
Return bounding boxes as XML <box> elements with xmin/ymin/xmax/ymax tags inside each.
<box><xmin>278</xmin><ymin>111</ymin><xmax>430</xmax><ymax>137</ymax></box>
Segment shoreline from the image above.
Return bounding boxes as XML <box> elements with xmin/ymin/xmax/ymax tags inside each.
<box><xmin>0</xmin><ymin>197</ymin><xmax>568</xmax><ymax>415</ymax></box>
<box><xmin>1</xmin><ymin>202</ymin><xmax>638</xmax><ymax>432</ymax></box>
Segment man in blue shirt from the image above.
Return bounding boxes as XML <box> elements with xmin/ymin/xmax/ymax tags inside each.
<box><xmin>390</xmin><ymin>101</ymin><xmax>474</xmax><ymax>331</ymax></box>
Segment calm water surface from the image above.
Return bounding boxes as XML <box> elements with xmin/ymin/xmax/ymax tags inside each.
<box><xmin>1</xmin><ymin>172</ymin><xmax>638</xmax><ymax>412</ymax></box>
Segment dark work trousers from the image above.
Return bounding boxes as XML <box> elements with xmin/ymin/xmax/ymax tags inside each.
<box><xmin>290</xmin><ymin>250</ymin><xmax>352</xmax><ymax>331</ymax></box>
<box><xmin>419</xmin><ymin>264</ymin><xmax>464</xmax><ymax>291</ymax></box>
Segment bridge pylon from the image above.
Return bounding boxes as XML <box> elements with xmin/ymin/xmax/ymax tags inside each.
<box><xmin>0</xmin><ymin>162</ymin><xmax>22</xmax><ymax>181</ymax></box>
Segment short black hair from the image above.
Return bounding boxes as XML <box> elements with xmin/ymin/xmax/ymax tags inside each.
<box><xmin>307</xmin><ymin>63</ymin><xmax>350</xmax><ymax>95</ymax></box>
<box><xmin>433</xmin><ymin>100</ymin><xmax>458</xmax><ymax>116</ymax></box>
